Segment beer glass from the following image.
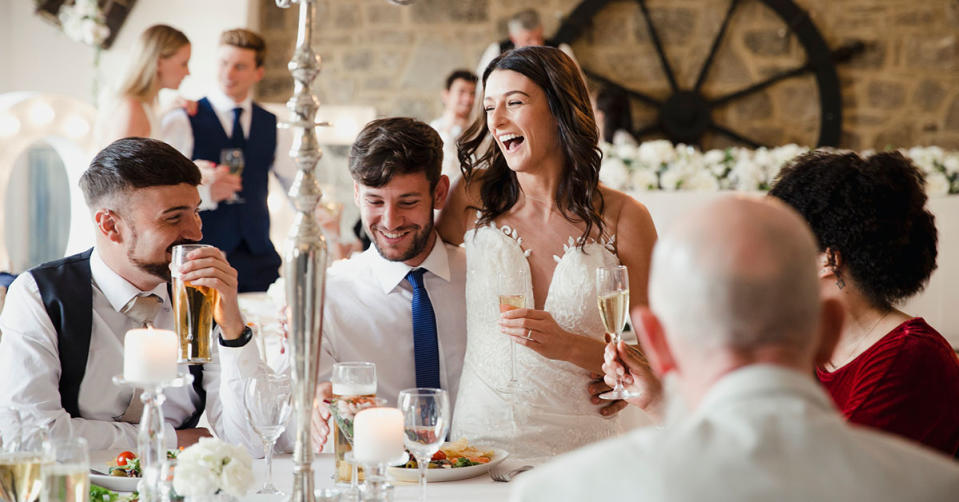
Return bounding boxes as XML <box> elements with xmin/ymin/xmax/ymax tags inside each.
<box><xmin>219</xmin><ymin>148</ymin><xmax>245</xmax><ymax>204</ymax></box>
<box><xmin>171</xmin><ymin>244</ymin><xmax>218</xmax><ymax>364</ymax></box>
<box><xmin>41</xmin><ymin>438</ymin><xmax>88</xmax><ymax>502</ymax></box>
<box><xmin>0</xmin><ymin>407</ymin><xmax>52</xmax><ymax>502</ymax></box>
<box><xmin>330</xmin><ymin>362</ymin><xmax>376</xmax><ymax>487</ymax></box>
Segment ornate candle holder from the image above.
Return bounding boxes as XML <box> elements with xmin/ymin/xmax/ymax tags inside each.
<box><xmin>344</xmin><ymin>452</ymin><xmax>408</xmax><ymax>502</ymax></box>
<box><xmin>113</xmin><ymin>374</ymin><xmax>193</xmax><ymax>502</ymax></box>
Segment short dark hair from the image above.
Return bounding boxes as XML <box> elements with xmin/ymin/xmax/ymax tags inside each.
<box><xmin>445</xmin><ymin>70</ymin><xmax>478</xmax><ymax>90</ymax></box>
<box><xmin>349</xmin><ymin>117</ymin><xmax>443</xmax><ymax>191</ymax></box>
<box><xmin>80</xmin><ymin>137</ymin><xmax>201</xmax><ymax>208</ymax></box>
<box><xmin>594</xmin><ymin>85</ymin><xmax>633</xmax><ymax>144</ymax></box>
<box><xmin>769</xmin><ymin>150</ymin><xmax>938</xmax><ymax>310</ymax></box>
<box><xmin>220</xmin><ymin>28</ymin><xmax>266</xmax><ymax>67</ymax></box>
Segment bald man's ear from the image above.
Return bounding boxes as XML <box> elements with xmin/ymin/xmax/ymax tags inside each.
<box><xmin>635</xmin><ymin>307</ymin><xmax>677</xmax><ymax>377</ymax></box>
<box><xmin>813</xmin><ymin>298</ymin><xmax>844</xmax><ymax>368</ymax></box>
<box><xmin>94</xmin><ymin>209</ymin><xmax>123</xmax><ymax>243</ymax></box>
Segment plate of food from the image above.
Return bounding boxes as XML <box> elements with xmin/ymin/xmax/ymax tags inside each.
<box><xmin>388</xmin><ymin>439</ymin><xmax>508</xmax><ymax>483</ymax></box>
<box><xmin>90</xmin><ymin>450</ymin><xmax>178</xmax><ymax>492</ymax></box>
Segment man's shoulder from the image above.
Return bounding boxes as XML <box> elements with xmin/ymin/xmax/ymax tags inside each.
<box><xmin>327</xmin><ymin>250</ymin><xmax>375</xmax><ymax>286</ymax></box>
<box><xmin>251</xmin><ymin>102</ymin><xmax>277</xmax><ymax>121</ymax></box>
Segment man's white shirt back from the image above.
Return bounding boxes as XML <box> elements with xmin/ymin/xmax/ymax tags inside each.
<box><xmin>511</xmin><ymin>365</ymin><xmax>959</xmax><ymax>502</ymax></box>
<box><xmin>319</xmin><ymin>235</ymin><xmax>467</xmax><ymax>411</ymax></box>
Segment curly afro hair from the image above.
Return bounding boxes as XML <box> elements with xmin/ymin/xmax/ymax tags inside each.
<box><xmin>769</xmin><ymin>150</ymin><xmax>938</xmax><ymax>311</ymax></box>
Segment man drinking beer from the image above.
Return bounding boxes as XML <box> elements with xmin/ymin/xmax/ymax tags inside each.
<box><xmin>0</xmin><ymin>138</ymin><xmax>328</xmax><ymax>454</ymax></box>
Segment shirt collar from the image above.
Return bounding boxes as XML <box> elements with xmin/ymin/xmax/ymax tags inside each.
<box><xmin>696</xmin><ymin>364</ymin><xmax>834</xmax><ymax>416</ymax></box>
<box><xmin>90</xmin><ymin>248</ymin><xmax>169</xmax><ymax>313</ymax></box>
<box><xmin>368</xmin><ymin>233</ymin><xmax>451</xmax><ymax>295</ymax></box>
<box><xmin>208</xmin><ymin>87</ymin><xmax>253</xmax><ymax>116</ymax></box>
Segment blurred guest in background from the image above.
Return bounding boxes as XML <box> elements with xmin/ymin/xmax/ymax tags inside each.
<box><xmin>769</xmin><ymin>150</ymin><xmax>959</xmax><ymax>457</ymax></box>
<box><xmin>592</xmin><ymin>85</ymin><xmax>636</xmax><ymax>146</ymax></box>
<box><xmin>476</xmin><ymin>9</ymin><xmax>578</xmax><ymax>80</ymax></box>
<box><xmin>430</xmin><ymin>69</ymin><xmax>477</xmax><ymax>186</ymax></box>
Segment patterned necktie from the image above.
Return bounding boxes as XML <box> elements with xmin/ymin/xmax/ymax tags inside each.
<box><xmin>406</xmin><ymin>269</ymin><xmax>441</xmax><ymax>389</ymax></box>
<box><xmin>230</xmin><ymin>107</ymin><xmax>245</xmax><ymax>148</ymax></box>
<box><xmin>116</xmin><ymin>293</ymin><xmax>163</xmax><ymax>424</ymax></box>
<box><xmin>120</xmin><ymin>293</ymin><xmax>163</xmax><ymax>328</ymax></box>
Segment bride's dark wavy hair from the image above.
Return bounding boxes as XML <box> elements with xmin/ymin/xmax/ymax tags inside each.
<box><xmin>457</xmin><ymin>46</ymin><xmax>605</xmax><ymax>247</ymax></box>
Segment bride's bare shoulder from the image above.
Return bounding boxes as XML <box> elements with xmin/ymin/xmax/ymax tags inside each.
<box><xmin>438</xmin><ymin>174</ymin><xmax>486</xmax><ymax>245</ymax></box>
<box><xmin>598</xmin><ymin>185</ymin><xmax>654</xmax><ymax>232</ymax></box>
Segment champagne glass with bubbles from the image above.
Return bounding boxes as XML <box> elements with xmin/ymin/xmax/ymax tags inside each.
<box><xmin>596</xmin><ymin>265</ymin><xmax>640</xmax><ymax>400</ymax></box>
<box><xmin>243</xmin><ymin>370</ymin><xmax>293</xmax><ymax>495</ymax></box>
<box><xmin>398</xmin><ymin>388</ymin><xmax>449</xmax><ymax>502</ymax></box>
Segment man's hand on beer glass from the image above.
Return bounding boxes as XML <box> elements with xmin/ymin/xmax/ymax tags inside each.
<box><xmin>312</xmin><ymin>382</ymin><xmax>333</xmax><ymax>453</ymax></box>
<box><xmin>177</xmin><ymin>246</ymin><xmax>245</xmax><ymax>339</ymax></box>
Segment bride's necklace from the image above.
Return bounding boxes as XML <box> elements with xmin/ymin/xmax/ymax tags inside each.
<box><xmin>826</xmin><ymin>311</ymin><xmax>890</xmax><ymax>371</ymax></box>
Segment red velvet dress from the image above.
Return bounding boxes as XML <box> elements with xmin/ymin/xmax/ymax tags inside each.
<box><xmin>817</xmin><ymin>318</ymin><xmax>959</xmax><ymax>456</ymax></box>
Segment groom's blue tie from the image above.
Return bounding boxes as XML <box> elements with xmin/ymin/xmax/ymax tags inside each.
<box><xmin>406</xmin><ymin>268</ymin><xmax>441</xmax><ymax>389</ymax></box>
<box><xmin>230</xmin><ymin>107</ymin><xmax>245</xmax><ymax>148</ymax></box>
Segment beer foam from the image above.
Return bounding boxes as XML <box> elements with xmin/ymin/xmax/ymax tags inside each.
<box><xmin>332</xmin><ymin>382</ymin><xmax>376</xmax><ymax>396</ymax></box>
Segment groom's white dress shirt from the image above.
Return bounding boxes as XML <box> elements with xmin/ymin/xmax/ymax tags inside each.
<box><xmin>0</xmin><ymin>249</ymin><xmax>270</xmax><ymax>453</ymax></box>
<box><xmin>511</xmin><ymin>365</ymin><xmax>959</xmax><ymax>502</ymax></box>
<box><xmin>319</xmin><ymin>235</ymin><xmax>467</xmax><ymax>411</ymax></box>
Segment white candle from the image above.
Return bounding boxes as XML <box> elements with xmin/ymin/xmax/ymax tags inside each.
<box><xmin>352</xmin><ymin>407</ymin><xmax>405</xmax><ymax>464</ymax></box>
<box><xmin>123</xmin><ymin>328</ymin><xmax>178</xmax><ymax>384</ymax></box>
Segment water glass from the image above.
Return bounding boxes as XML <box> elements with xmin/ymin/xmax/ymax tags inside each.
<box><xmin>331</xmin><ymin>362</ymin><xmax>377</xmax><ymax>494</ymax></box>
<box><xmin>398</xmin><ymin>388</ymin><xmax>449</xmax><ymax>502</ymax></box>
<box><xmin>41</xmin><ymin>438</ymin><xmax>88</xmax><ymax>502</ymax></box>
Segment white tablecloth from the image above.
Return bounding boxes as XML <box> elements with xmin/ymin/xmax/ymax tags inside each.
<box><xmin>91</xmin><ymin>451</ymin><xmax>515</xmax><ymax>501</ymax></box>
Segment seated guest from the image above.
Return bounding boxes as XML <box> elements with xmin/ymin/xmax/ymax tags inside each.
<box><xmin>769</xmin><ymin>150</ymin><xmax>959</xmax><ymax>456</ymax></box>
<box><xmin>430</xmin><ymin>69</ymin><xmax>477</xmax><ymax>187</ymax></box>
<box><xmin>514</xmin><ymin>197</ymin><xmax>959</xmax><ymax>501</ymax></box>
<box><xmin>0</xmin><ymin>138</ymin><xmax>317</xmax><ymax>453</ymax></box>
<box><xmin>591</xmin><ymin>85</ymin><xmax>637</xmax><ymax>146</ymax></box>
<box><xmin>476</xmin><ymin>8</ymin><xmax>579</xmax><ymax>78</ymax></box>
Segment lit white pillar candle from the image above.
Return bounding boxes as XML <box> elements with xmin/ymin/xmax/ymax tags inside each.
<box><xmin>353</xmin><ymin>407</ymin><xmax>405</xmax><ymax>464</ymax></box>
<box><xmin>123</xmin><ymin>328</ymin><xmax>178</xmax><ymax>384</ymax></box>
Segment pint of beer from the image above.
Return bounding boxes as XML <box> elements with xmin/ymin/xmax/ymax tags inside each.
<box><xmin>171</xmin><ymin>244</ymin><xmax>218</xmax><ymax>364</ymax></box>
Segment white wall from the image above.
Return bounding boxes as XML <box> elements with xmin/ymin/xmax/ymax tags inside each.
<box><xmin>0</xmin><ymin>0</ymin><xmax>261</xmax><ymax>106</ymax></box>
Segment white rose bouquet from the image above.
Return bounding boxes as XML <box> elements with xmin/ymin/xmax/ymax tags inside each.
<box><xmin>57</xmin><ymin>0</ymin><xmax>110</xmax><ymax>47</ymax></box>
<box><xmin>173</xmin><ymin>438</ymin><xmax>254</xmax><ymax>499</ymax></box>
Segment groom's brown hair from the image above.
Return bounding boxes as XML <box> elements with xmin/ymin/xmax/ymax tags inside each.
<box><xmin>349</xmin><ymin>117</ymin><xmax>443</xmax><ymax>192</ymax></box>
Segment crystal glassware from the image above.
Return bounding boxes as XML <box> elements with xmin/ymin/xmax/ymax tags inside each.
<box><xmin>398</xmin><ymin>388</ymin><xmax>450</xmax><ymax>502</ymax></box>
<box><xmin>219</xmin><ymin>148</ymin><xmax>245</xmax><ymax>204</ymax></box>
<box><xmin>498</xmin><ymin>293</ymin><xmax>527</xmax><ymax>385</ymax></box>
<box><xmin>596</xmin><ymin>265</ymin><xmax>639</xmax><ymax>400</ymax></box>
<box><xmin>243</xmin><ymin>369</ymin><xmax>294</xmax><ymax>495</ymax></box>
<box><xmin>330</xmin><ymin>362</ymin><xmax>377</xmax><ymax>498</ymax></box>
<box><xmin>41</xmin><ymin>437</ymin><xmax>88</xmax><ymax>502</ymax></box>
<box><xmin>170</xmin><ymin>244</ymin><xmax>218</xmax><ymax>365</ymax></box>
<box><xmin>0</xmin><ymin>406</ymin><xmax>53</xmax><ymax>502</ymax></box>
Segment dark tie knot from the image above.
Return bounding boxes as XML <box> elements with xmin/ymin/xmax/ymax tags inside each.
<box><xmin>232</xmin><ymin>107</ymin><xmax>243</xmax><ymax>119</ymax></box>
<box><xmin>406</xmin><ymin>268</ymin><xmax>427</xmax><ymax>289</ymax></box>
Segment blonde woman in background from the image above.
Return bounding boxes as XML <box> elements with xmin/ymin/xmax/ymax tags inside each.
<box><xmin>96</xmin><ymin>24</ymin><xmax>192</xmax><ymax>145</ymax></box>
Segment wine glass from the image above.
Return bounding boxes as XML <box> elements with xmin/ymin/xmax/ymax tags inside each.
<box><xmin>596</xmin><ymin>265</ymin><xmax>639</xmax><ymax>400</ymax></box>
<box><xmin>330</xmin><ymin>362</ymin><xmax>377</xmax><ymax>496</ymax></box>
<box><xmin>243</xmin><ymin>370</ymin><xmax>293</xmax><ymax>495</ymax></box>
<box><xmin>498</xmin><ymin>293</ymin><xmax>527</xmax><ymax>385</ymax></box>
<box><xmin>219</xmin><ymin>148</ymin><xmax>245</xmax><ymax>204</ymax></box>
<box><xmin>0</xmin><ymin>407</ymin><xmax>52</xmax><ymax>502</ymax></box>
<box><xmin>398</xmin><ymin>388</ymin><xmax>449</xmax><ymax>502</ymax></box>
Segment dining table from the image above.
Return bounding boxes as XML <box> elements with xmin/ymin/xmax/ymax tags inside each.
<box><xmin>91</xmin><ymin>450</ymin><xmax>520</xmax><ymax>502</ymax></box>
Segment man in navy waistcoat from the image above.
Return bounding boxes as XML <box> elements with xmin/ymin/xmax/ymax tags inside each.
<box><xmin>161</xmin><ymin>29</ymin><xmax>282</xmax><ymax>292</ymax></box>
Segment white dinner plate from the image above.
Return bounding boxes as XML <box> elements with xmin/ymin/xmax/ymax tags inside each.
<box><xmin>90</xmin><ymin>473</ymin><xmax>140</xmax><ymax>492</ymax></box>
<box><xmin>388</xmin><ymin>448</ymin><xmax>508</xmax><ymax>483</ymax></box>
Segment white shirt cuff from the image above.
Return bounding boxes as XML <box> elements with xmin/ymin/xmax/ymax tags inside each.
<box><xmin>198</xmin><ymin>184</ymin><xmax>218</xmax><ymax>211</ymax></box>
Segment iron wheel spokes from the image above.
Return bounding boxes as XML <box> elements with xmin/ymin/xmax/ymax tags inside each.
<box><xmin>636</xmin><ymin>0</ymin><xmax>679</xmax><ymax>92</ymax></box>
<box><xmin>584</xmin><ymin>69</ymin><xmax>662</xmax><ymax>107</ymax></box>
<box><xmin>694</xmin><ymin>0</ymin><xmax>741</xmax><ymax>93</ymax></box>
<box><xmin>710</xmin><ymin>123</ymin><xmax>764</xmax><ymax>149</ymax></box>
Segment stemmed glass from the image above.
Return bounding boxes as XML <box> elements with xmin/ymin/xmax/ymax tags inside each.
<box><xmin>596</xmin><ymin>265</ymin><xmax>639</xmax><ymax>400</ymax></box>
<box><xmin>498</xmin><ymin>293</ymin><xmax>527</xmax><ymax>385</ymax></box>
<box><xmin>243</xmin><ymin>370</ymin><xmax>293</xmax><ymax>495</ymax></box>
<box><xmin>219</xmin><ymin>148</ymin><xmax>245</xmax><ymax>204</ymax></box>
<box><xmin>330</xmin><ymin>362</ymin><xmax>377</xmax><ymax>498</ymax></box>
<box><xmin>398</xmin><ymin>388</ymin><xmax>450</xmax><ymax>502</ymax></box>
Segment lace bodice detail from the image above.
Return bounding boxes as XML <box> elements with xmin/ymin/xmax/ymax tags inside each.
<box><xmin>451</xmin><ymin>223</ymin><xmax>626</xmax><ymax>461</ymax></box>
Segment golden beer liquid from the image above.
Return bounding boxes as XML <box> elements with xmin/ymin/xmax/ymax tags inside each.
<box><xmin>0</xmin><ymin>454</ymin><xmax>47</xmax><ymax>502</ymax></box>
<box><xmin>332</xmin><ymin>393</ymin><xmax>375</xmax><ymax>483</ymax></box>
<box><xmin>172</xmin><ymin>277</ymin><xmax>218</xmax><ymax>364</ymax></box>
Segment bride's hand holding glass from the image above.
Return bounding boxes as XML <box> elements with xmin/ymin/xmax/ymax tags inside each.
<box><xmin>498</xmin><ymin>307</ymin><xmax>606</xmax><ymax>370</ymax></box>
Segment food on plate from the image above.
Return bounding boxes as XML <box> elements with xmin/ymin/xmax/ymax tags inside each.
<box><xmin>402</xmin><ymin>438</ymin><xmax>494</xmax><ymax>469</ymax></box>
<box><xmin>107</xmin><ymin>449</ymin><xmax>180</xmax><ymax>478</ymax></box>
<box><xmin>89</xmin><ymin>484</ymin><xmax>136</xmax><ymax>502</ymax></box>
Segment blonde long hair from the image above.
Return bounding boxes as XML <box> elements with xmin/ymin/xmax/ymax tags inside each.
<box><xmin>118</xmin><ymin>24</ymin><xmax>190</xmax><ymax>101</ymax></box>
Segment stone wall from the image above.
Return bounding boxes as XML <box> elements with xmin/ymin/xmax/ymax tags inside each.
<box><xmin>257</xmin><ymin>0</ymin><xmax>959</xmax><ymax>150</ymax></box>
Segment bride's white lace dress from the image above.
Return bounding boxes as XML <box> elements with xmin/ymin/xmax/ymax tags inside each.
<box><xmin>451</xmin><ymin>222</ymin><xmax>628</xmax><ymax>461</ymax></box>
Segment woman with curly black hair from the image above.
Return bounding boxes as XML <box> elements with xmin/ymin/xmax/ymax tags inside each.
<box><xmin>770</xmin><ymin>150</ymin><xmax>959</xmax><ymax>456</ymax></box>
<box><xmin>437</xmin><ymin>46</ymin><xmax>658</xmax><ymax>460</ymax></box>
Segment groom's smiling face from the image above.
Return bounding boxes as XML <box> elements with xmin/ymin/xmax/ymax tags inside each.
<box><xmin>355</xmin><ymin>172</ymin><xmax>448</xmax><ymax>267</ymax></box>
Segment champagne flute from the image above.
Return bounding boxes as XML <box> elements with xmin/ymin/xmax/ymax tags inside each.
<box><xmin>219</xmin><ymin>148</ymin><xmax>245</xmax><ymax>204</ymax></box>
<box><xmin>398</xmin><ymin>388</ymin><xmax>450</xmax><ymax>502</ymax></box>
<box><xmin>498</xmin><ymin>294</ymin><xmax>527</xmax><ymax>385</ymax></box>
<box><xmin>596</xmin><ymin>265</ymin><xmax>639</xmax><ymax>400</ymax></box>
<box><xmin>330</xmin><ymin>362</ymin><xmax>377</xmax><ymax>495</ymax></box>
<box><xmin>243</xmin><ymin>370</ymin><xmax>293</xmax><ymax>495</ymax></box>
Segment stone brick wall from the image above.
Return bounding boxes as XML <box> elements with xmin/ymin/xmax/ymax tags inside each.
<box><xmin>258</xmin><ymin>0</ymin><xmax>959</xmax><ymax>150</ymax></box>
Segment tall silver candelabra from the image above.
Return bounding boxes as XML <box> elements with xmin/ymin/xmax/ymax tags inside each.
<box><xmin>275</xmin><ymin>1</ymin><xmax>327</xmax><ymax>501</ymax></box>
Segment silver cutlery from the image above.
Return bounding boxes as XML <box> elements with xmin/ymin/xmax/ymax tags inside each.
<box><xmin>490</xmin><ymin>463</ymin><xmax>534</xmax><ymax>482</ymax></box>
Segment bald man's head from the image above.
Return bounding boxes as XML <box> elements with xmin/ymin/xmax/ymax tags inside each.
<box><xmin>649</xmin><ymin>196</ymin><xmax>821</xmax><ymax>355</ymax></box>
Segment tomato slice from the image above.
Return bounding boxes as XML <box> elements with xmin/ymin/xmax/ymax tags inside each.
<box><xmin>116</xmin><ymin>451</ymin><xmax>137</xmax><ymax>466</ymax></box>
<box><xmin>431</xmin><ymin>450</ymin><xmax>447</xmax><ymax>461</ymax></box>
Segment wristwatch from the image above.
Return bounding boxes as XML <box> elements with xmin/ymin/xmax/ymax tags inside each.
<box><xmin>219</xmin><ymin>325</ymin><xmax>253</xmax><ymax>347</ymax></box>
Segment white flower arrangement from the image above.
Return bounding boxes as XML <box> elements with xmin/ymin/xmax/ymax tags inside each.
<box><xmin>57</xmin><ymin>0</ymin><xmax>110</xmax><ymax>47</ymax></box>
<box><xmin>173</xmin><ymin>438</ymin><xmax>254</xmax><ymax>499</ymax></box>
<box><xmin>600</xmin><ymin>141</ymin><xmax>959</xmax><ymax>196</ymax></box>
